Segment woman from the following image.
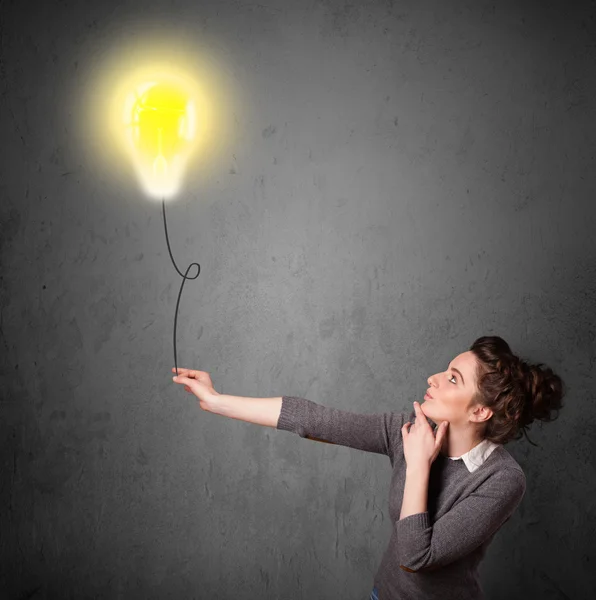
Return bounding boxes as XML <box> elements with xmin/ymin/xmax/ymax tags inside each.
<box><xmin>172</xmin><ymin>335</ymin><xmax>564</xmax><ymax>600</ymax></box>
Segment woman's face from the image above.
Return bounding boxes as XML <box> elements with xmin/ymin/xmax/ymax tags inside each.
<box><xmin>421</xmin><ymin>351</ymin><xmax>481</xmax><ymax>427</ymax></box>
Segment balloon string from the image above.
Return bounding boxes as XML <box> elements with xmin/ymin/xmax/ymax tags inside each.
<box><xmin>162</xmin><ymin>198</ymin><xmax>201</xmax><ymax>377</ymax></box>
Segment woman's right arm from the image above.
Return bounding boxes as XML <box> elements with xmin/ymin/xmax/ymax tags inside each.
<box><xmin>172</xmin><ymin>369</ymin><xmax>409</xmax><ymax>460</ymax></box>
<box><xmin>209</xmin><ymin>394</ymin><xmax>402</xmax><ymax>457</ymax></box>
<box><xmin>172</xmin><ymin>368</ymin><xmax>283</xmax><ymax>428</ymax></box>
<box><xmin>275</xmin><ymin>395</ymin><xmax>408</xmax><ymax>459</ymax></box>
<box><xmin>208</xmin><ymin>395</ymin><xmax>338</xmax><ymax>445</ymax></box>
<box><xmin>209</xmin><ymin>394</ymin><xmax>283</xmax><ymax>428</ymax></box>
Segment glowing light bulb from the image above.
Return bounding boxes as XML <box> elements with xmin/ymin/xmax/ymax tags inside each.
<box><xmin>123</xmin><ymin>74</ymin><xmax>198</xmax><ymax>199</ymax></box>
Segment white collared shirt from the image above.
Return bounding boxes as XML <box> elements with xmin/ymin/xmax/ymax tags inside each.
<box><xmin>447</xmin><ymin>438</ymin><xmax>500</xmax><ymax>472</ymax></box>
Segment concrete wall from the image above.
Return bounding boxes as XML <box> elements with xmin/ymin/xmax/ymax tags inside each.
<box><xmin>1</xmin><ymin>0</ymin><xmax>594</xmax><ymax>598</ymax></box>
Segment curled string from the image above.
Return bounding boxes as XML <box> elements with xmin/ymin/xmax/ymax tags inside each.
<box><xmin>162</xmin><ymin>198</ymin><xmax>201</xmax><ymax>377</ymax></box>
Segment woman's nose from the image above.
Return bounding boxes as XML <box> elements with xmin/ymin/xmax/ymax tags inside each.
<box><xmin>428</xmin><ymin>374</ymin><xmax>440</xmax><ymax>387</ymax></box>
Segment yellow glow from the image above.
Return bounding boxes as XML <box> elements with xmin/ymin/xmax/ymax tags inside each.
<box><xmin>120</xmin><ymin>70</ymin><xmax>203</xmax><ymax>198</ymax></box>
<box><xmin>78</xmin><ymin>34</ymin><xmax>238</xmax><ymax>204</ymax></box>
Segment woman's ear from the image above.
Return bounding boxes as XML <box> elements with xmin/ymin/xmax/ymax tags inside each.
<box><xmin>472</xmin><ymin>405</ymin><xmax>493</xmax><ymax>424</ymax></box>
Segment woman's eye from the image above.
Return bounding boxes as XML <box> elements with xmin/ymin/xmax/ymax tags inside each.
<box><xmin>449</xmin><ymin>374</ymin><xmax>457</xmax><ymax>384</ymax></box>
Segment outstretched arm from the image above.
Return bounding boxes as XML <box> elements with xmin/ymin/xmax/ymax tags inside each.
<box><xmin>276</xmin><ymin>395</ymin><xmax>408</xmax><ymax>461</ymax></box>
<box><xmin>211</xmin><ymin>393</ymin><xmax>283</xmax><ymax>428</ymax></box>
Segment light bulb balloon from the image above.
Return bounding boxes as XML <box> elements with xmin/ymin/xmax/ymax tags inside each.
<box><xmin>122</xmin><ymin>73</ymin><xmax>198</xmax><ymax>199</ymax></box>
<box><xmin>115</xmin><ymin>68</ymin><xmax>205</xmax><ymax>377</ymax></box>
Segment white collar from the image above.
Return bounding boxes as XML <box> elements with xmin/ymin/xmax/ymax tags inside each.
<box><xmin>447</xmin><ymin>438</ymin><xmax>500</xmax><ymax>473</ymax></box>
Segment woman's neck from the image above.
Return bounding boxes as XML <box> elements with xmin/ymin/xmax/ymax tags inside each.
<box><xmin>439</xmin><ymin>425</ymin><xmax>484</xmax><ymax>458</ymax></box>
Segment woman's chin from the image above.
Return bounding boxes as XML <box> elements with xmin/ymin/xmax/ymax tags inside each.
<box><xmin>420</xmin><ymin>401</ymin><xmax>431</xmax><ymax>416</ymax></box>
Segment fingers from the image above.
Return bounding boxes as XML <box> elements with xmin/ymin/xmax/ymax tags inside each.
<box><xmin>172</xmin><ymin>367</ymin><xmax>198</xmax><ymax>377</ymax></box>
<box><xmin>434</xmin><ymin>422</ymin><xmax>449</xmax><ymax>448</ymax></box>
<box><xmin>402</xmin><ymin>401</ymin><xmax>423</xmax><ymax>436</ymax></box>
<box><xmin>173</xmin><ymin>377</ymin><xmax>194</xmax><ymax>394</ymax></box>
<box><xmin>413</xmin><ymin>401</ymin><xmax>424</xmax><ymax>426</ymax></box>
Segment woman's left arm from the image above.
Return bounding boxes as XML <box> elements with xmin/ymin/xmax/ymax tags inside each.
<box><xmin>399</xmin><ymin>466</ymin><xmax>431</xmax><ymax>520</ymax></box>
<box><xmin>399</xmin><ymin>401</ymin><xmax>447</xmax><ymax>521</ymax></box>
<box><xmin>395</xmin><ymin>468</ymin><xmax>526</xmax><ymax>573</ymax></box>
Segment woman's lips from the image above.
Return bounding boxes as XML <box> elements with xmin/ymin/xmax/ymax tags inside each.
<box><xmin>424</xmin><ymin>393</ymin><xmax>433</xmax><ymax>400</ymax></box>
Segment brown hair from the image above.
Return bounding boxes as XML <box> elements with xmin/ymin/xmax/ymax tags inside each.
<box><xmin>469</xmin><ymin>336</ymin><xmax>566</xmax><ymax>446</ymax></box>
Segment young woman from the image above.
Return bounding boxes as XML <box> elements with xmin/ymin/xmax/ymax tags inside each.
<box><xmin>172</xmin><ymin>335</ymin><xmax>565</xmax><ymax>600</ymax></box>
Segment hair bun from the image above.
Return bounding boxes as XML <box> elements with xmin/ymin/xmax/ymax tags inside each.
<box><xmin>469</xmin><ymin>336</ymin><xmax>566</xmax><ymax>446</ymax></box>
<box><xmin>526</xmin><ymin>363</ymin><xmax>564</xmax><ymax>423</ymax></box>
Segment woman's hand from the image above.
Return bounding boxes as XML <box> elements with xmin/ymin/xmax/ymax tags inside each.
<box><xmin>172</xmin><ymin>367</ymin><xmax>221</xmax><ymax>410</ymax></box>
<box><xmin>402</xmin><ymin>401</ymin><xmax>449</xmax><ymax>471</ymax></box>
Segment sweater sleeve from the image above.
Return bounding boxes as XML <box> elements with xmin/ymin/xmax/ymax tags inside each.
<box><xmin>395</xmin><ymin>468</ymin><xmax>526</xmax><ymax>573</ymax></box>
<box><xmin>276</xmin><ymin>395</ymin><xmax>409</xmax><ymax>463</ymax></box>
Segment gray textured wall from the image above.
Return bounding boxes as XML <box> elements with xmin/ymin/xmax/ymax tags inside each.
<box><xmin>1</xmin><ymin>0</ymin><xmax>595</xmax><ymax>598</ymax></box>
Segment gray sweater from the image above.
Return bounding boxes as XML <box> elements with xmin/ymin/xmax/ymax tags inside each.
<box><xmin>276</xmin><ymin>395</ymin><xmax>526</xmax><ymax>600</ymax></box>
